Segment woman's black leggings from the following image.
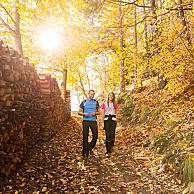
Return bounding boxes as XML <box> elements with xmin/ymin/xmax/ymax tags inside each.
<box><xmin>104</xmin><ymin>115</ymin><xmax>117</xmax><ymax>154</ymax></box>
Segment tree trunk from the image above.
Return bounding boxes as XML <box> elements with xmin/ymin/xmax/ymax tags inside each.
<box><xmin>134</xmin><ymin>5</ymin><xmax>138</xmax><ymax>88</ymax></box>
<box><xmin>83</xmin><ymin>63</ymin><xmax>91</xmax><ymax>90</ymax></box>
<box><xmin>14</xmin><ymin>7</ymin><xmax>23</xmax><ymax>56</ymax></box>
<box><xmin>177</xmin><ymin>0</ymin><xmax>191</xmax><ymax>45</ymax></box>
<box><xmin>118</xmin><ymin>4</ymin><xmax>125</xmax><ymax>93</ymax></box>
<box><xmin>150</xmin><ymin>0</ymin><xmax>166</xmax><ymax>89</ymax></box>
<box><xmin>143</xmin><ymin>0</ymin><xmax>150</xmax><ymax>79</ymax></box>
<box><xmin>159</xmin><ymin>0</ymin><xmax>163</xmax><ymax>10</ymax></box>
<box><xmin>104</xmin><ymin>56</ymin><xmax>107</xmax><ymax>92</ymax></box>
<box><xmin>62</xmin><ymin>68</ymin><xmax>67</xmax><ymax>100</ymax></box>
<box><xmin>178</xmin><ymin>0</ymin><xmax>188</xmax><ymax>27</ymax></box>
<box><xmin>87</xmin><ymin>73</ymin><xmax>91</xmax><ymax>90</ymax></box>
<box><xmin>76</xmin><ymin>94</ymin><xmax>81</xmax><ymax>104</ymax></box>
<box><xmin>143</xmin><ymin>0</ymin><xmax>148</xmax><ymax>49</ymax></box>
<box><xmin>93</xmin><ymin>59</ymin><xmax>108</xmax><ymax>93</ymax></box>
<box><xmin>77</xmin><ymin>71</ymin><xmax>87</xmax><ymax>99</ymax></box>
<box><xmin>0</xmin><ymin>3</ymin><xmax>23</xmax><ymax>55</ymax></box>
<box><xmin>150</xmin><ymin>0</ymin><xmax>158</xmax><ymax>52</ymax></box>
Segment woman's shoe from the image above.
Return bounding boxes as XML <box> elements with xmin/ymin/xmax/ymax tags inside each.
<box><xmin>83</xmin><ymin>154</ymin><xmax>88</xmax><ymax>160</ymax></box>
<box><xmin>89</xmin><ymin>149</ymin><xmax>93</xmax><ymax>155</ymax></box>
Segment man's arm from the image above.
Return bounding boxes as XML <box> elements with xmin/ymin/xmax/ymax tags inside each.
<box><xmin>96</xmin><ymin>107</ymin><xmax>101</xmax><ymax>115</ymax></box>
<box><xmin>91</xmin><ymin>101</ymin><xmax>100</xmax><ymax>116</ymax></box>
<box><xmin>96</xmin><ymin>101</ymin><xmax>100</xmax><ymax>115</ymax></box>
<box><xmin>78</xmin><ymin>108</ymin><xmax>89</xmax><ymax>117</ymax></box>
<box><xmin>78</xmin><ymin>108</ymin><xmax>84</xmax><ymax>116</ymax></box>
<box><xmin>91</xmin><ymin>108</ymin><xmax>100</xmax><ymax>116</ymax></box>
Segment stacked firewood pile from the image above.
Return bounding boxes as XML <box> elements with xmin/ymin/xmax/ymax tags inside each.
<box><xmin>0</xmin><ymin>41</ymin><xmax>71</xmax><ymax>185</ymax></box>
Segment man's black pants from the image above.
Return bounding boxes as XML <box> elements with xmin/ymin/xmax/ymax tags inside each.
<box><xmin>104</xmin><ymin>116</ymin><xmax>117</xmax><ymax>154</ymax></box>
<box><xmin>82</xmin><ymin>120</ymin><xmax>98</xmax><ymax>156</ymax></box>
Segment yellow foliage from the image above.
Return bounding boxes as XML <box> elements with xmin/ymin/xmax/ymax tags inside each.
<box><xmin>0</xmin><ymin>0</ymin><xmax>192</xmax><ymax>97</ymax></box>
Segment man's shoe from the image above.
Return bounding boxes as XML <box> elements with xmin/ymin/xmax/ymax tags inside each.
<box><xmin>106</xmin><ymin>153</ymin><xmax>110</xmax><ymax>158</ymax></box>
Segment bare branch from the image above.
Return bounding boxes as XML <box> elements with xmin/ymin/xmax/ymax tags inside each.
<box><xmin>0</xmin><ymin>16</ymin><xmax>15</xmax><ymax>36</ymax></box>
<box><xmin>107</xmin><ymin>0</ymin><xmax>151</xmax><ymax>8</ymax></box>
<box><xmin>166</xmin><ymin>3</ymin><xmax>192</xmax><ymax>11</ymax></box>
<box><xmin>38</xmin><ymin>67</ymin><xmax>63</xmax><ymax>73</ymax></box>
<box><xmin>107</xmin><ymin>0</ymin><xmax>192</xmax><ymax>10</ymax></box>
<box><xmin>92</xmin><ymin>14</ymin><xmax>149</xmax><ymax>29</ymax></box>
<box><xmin>0</xmin><ymin>3</ymin><xmax>16</xmax><ymax>25</ymax></box>
<box><xmin>76</xmin><ymin>70</ymin><xmax>87</xmax><ymax>98</ymax></box>
<box><xmin>123</xmin><ymin>15</ymin><xmax>149</xmax><ymax>28</ymax></box>
<box><xmin>128</xmin><ymin>5</ymin><xmax>192</xmax><ymax>28</ymax></box>
<box><xmin>92</xmin><ymin>6</ymin><xmax>190</xmax><ymax>30</ymax></box>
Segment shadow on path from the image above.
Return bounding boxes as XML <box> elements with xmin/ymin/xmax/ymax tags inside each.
<box><xmin>0</xmin><ymin>117</ymin><xmax>182</xmax><ymax>193</ymax></box>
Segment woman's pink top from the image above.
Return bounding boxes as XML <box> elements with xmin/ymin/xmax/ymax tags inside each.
<box><xmin>102</xmin><ymin>102</ymin><xmax>118</xmax><ymax>115</ymax></box>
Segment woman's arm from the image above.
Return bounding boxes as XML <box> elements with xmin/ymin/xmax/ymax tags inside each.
<box><xmin>102</xmin><ymin>108</ymin><xmax>105</xmax><ymax>120</ymax></box>
<box><xmin>115</xmin><ymin>109</ymin><xmax>118</xmax><ymax>119</ymax></box>
<box><xmin>101</xmin><ymin>103</ymin><xmax>105</xmax><ymax>120</ymax></box>
<box><xmin>101</xmin><ymin>108</ymin><xmax>105</xmax><ymax>129</ymax></box>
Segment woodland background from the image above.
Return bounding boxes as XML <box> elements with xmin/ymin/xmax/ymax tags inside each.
<box><xmin>0</xmin><ymin>0</ymin><xmax>193</xmax><ymax>192</ymax></box>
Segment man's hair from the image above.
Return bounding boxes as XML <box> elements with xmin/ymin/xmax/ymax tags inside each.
<box><xmin>88</xmin><ymin>89</ymin><xmax>95</xmax><ymax>94</ymax></box>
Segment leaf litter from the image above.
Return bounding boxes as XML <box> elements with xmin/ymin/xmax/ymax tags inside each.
<box><xmin>0</xmin><ymin>116</ymin><xmax>184</xmax><ymax>193</ymax></box>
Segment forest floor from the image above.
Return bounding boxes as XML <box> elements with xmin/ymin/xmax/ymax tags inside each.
<box><xmin>0</xmin><ymin>116</ymin><xmax>184</xmax><ymax>194</ymax></box>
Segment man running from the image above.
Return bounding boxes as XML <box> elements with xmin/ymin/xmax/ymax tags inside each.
<box><xmin>78</xmin><ymin>90</ymin><xmax>100</xmax><ymax>160</ymax></box>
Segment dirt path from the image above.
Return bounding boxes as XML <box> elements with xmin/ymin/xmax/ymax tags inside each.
<box><xmin>1</xmin><ymin>117</ymin><xmax>183</xmax><ymax>193</ymax></box>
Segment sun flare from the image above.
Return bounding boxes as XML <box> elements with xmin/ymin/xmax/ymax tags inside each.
<box><xmin>38</xmin><ymin>29</ymin><xmax>60</xmax><ymax>51</ymax></box>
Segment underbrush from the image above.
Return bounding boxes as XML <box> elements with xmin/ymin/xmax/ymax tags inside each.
<box><xmin>117</xmin><ymin>79</ymin><xmax>194</xmax><ymax>185</ymax></box>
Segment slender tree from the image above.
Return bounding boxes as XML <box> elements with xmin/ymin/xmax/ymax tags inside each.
<box><xmin>0</xmin><ymin>3</ymin><xmax>23</xmax><ymax>55</ymax></box>
<box><xmin>134</xmin><ymin>5</ymin><xmax>137</xmax><ymax>87</ymax></box>
<box><xmin>62</xmin><ymin>68</ymin><xmax>68</xmax><ymax>100</ymax></box>
<box><xmin>142</xmin><ymin>0</ymin><xmax>148</xmax><ymax>49</ymax></box>
<box><xmin>118</xmin><ymin>3</ymin><xmax>125</xmax><ymax>93</ymax></box>
<box><xmin>150</xmin><ymin>0</ymin><xmax>158</xmax><ymax>52</ymax></box>
<box><xmin>177</xmin><ymin>0</ymin><xmax>191</xmax><ymax>45</ymax></box>
<box><xmin>76</xmin><ymin>70</ymin><xmax>88</xmax><ymax>99</ymax></box>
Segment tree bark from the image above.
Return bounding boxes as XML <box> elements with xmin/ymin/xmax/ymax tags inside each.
<box><xmin>76</xmin><ymin>94</ymin><xmax>81</xmax><ymax>104</ymax></box>
<box><xmin>83</xmin><ymin>63</ymin><xmax>91</xmax><ymax>90</ymax></box>
<box><xmin>62</xmin><ymin>68</ymin><xmax>67</xmax><ymax>100</ymax></box>
<box><xmin>92</xmin><ymin>66</ymin><xmax>108</xmax><ymax>94</ymax></box>
<box><xmin>86</xmin><ymin>73</ymin><xmax>91</xmax><ymax>90</ymax></box>
<box><xmin>118</xmin><ymin>4</ymin><xmax>125</xmax><ymax>93</ymax></box>
<box><xmin>14</xmin><ymin>7</ymin><xmax>23</xmax><ymax>56</ymax></box>
<box><xmin>76</xmin><ymin>71</ymin><xmax>87</xmax><ymax>99</ymax></box>
<box><xmin>104</xmin><ymin>56</ymin><xmax>107</xmax><ymax>92</ymax></box>
<box><xmin>0</xmin><ymin>4</ymin><xmax>23</xmax><ymax>56</ymax></box>
<box><xmin>159</xmin><ymin>0</ymin><xmax>163</xmax><ymax>10</ymax></box>
<box><xmin>150</xmin><ymin>0</ymin><xmax>166</xmax><ymax>89</ymax></box>
<box><xmin>150</xmin><ymin>0</ymin><xmax>158</xmax><ymax>52</ymax></box>
<box><xmin>134</xmin><ymin>5</ymin><xmax>138</xmax><ymax>88</ymax></box>
<box><xmin>142</xmin><ymin>0</ymin><xmax>148</xmax><ymax>49</ymax></box>
<box><xmin>177</xmin><ymin>0</ymin><xmax>191</xmax><ymax>45</ymax></box>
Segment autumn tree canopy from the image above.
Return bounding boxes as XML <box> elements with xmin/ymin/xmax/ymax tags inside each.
<box><xmin>0</xmin><ymin>0</ymin><xmax>193</xmax><ymax>98</ymax></box>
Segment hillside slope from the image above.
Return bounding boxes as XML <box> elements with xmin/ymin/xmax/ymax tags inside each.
<box><xmin>117</xmin><ymin>77</ymin><xmax>194</xmax><ymax>189</ymax></box>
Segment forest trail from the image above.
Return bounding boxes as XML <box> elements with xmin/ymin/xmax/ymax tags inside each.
<box><xmin>1</xmin><ymin>117</ymin><xmax>183</xmax><ymax>193</ymax></box>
